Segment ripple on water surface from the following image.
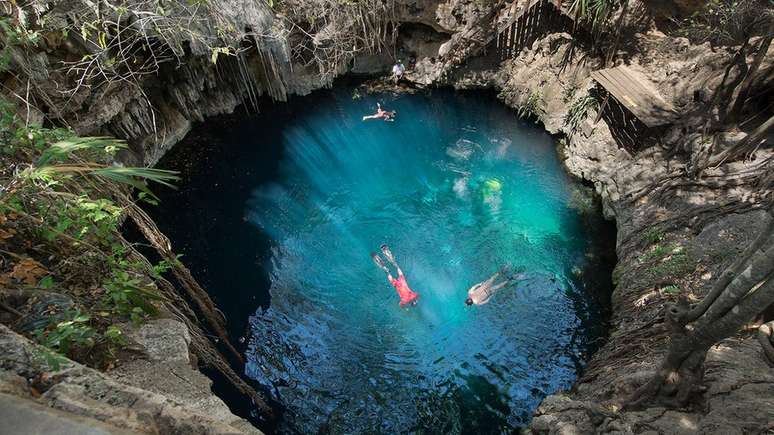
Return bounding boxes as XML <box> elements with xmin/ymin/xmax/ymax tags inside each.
<box><xmin>152</xmin><ymin>86</ymin><xmax>612</xmax><ymax>434</ymax></box>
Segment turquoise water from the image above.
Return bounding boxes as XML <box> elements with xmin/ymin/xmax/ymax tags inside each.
<box><xmin>150</xmin><ymin>85</ymin><xmax>613</xmax><ymax>434</ymax></box>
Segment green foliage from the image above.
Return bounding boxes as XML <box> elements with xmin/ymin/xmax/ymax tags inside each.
<box><xmin>562</xmin><ymin>83</ymin><xmax>579</xmax><ymax>103</ymax></box>
<box><xmin>564</xmin><ymin>94</ymin><xmax>599</xmax><ymax>132</ymax></box>
<box><xmin>35</xmin><ymin>311</ymin><xmax>97</xmax><ymax>356</ymax></box>
<box><xmin>568</xmin><ymin>0</ymin><xmax>616</xmax><ymax>29</ymax></box>
<box><xmin>26</xmin><ymin>136</ymin><xmax>179</xmax><ymax>200</ymax></box>
<box><xmin>0</xmin><ymin>99</ymin><xmax>179</xmax><ymax>368</ymax></box>
<box><xmin>35</xmin><ymin>196</ymin><xmax>122</xmax><ymax>243</ymax></box>
<box><xmin>0</xmin><ymin>17</ymin><xmax>41</xmax><ymax>75</ymax></box>
<box><xmin>643</xmin><ymin>243</ymin><xmax>673</xmax><ymax>261</ymax></box>
<box><xmin>103</xmin><ymin>268</ymin><xmax>164</xmax><ymax>323</ymax></box>
<box><xmin>647</xmin><ymin>251</ymin><xmax>695</xmax><ymax>280</ymax></box>
<box><xmin>661</xmin><ymin>285</ymin><xmax>681</xmax><ymax>295</ymax></box>
<box><xmin>643</xmin><ymin>227</ymin><xmax>665</xmax><ymax>245</ymax></box>
<box><xmin>677</xmin><ymin>0</ymin><xmax>773</xmax><ymax>46</ymax></box>
<box><xmin>517</xmin><ymin>90</ymin><xmax>546</xmax><ymax>122</ymax></box>
<box><xmin>33</xmin><ymin>347</ymin><xmax>69</xmax><ymax>371</ymax></box>
<box><xmin>151</xmin><ymin>255</ymin><xmax>183</xmax><ymax>279</ymax></box>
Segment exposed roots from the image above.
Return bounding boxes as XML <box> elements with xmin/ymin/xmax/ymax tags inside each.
<box><xmin>120</xmin><ymin>205</ymin><xmax>274</xmax><ymax>419</ymax></box>
<box><xmin>125</xmin><ymin>203</ymin><xmax>244</xmax><ymax>363</ymax></box>
<box><xmin>757</xmin><ymin>320</ymin><xmax>774</xmax><ymax>365</ymax></box>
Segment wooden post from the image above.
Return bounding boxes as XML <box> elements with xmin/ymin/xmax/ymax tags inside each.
<box><xmin>525</xmin><ymin>2</ymin><xmax>537</xmax><ymax>49</ymax></box>
<box><xmin>509</xmin><ymin>21</ymin><xmax>517</xmax><ymax>58</ymax></box>
<box><xmin>594</xmin><ymin>92</ymin><xmax>610</xmax><ymax>125</ymax></box>
<box><xmin>519</xmin><ymin>9</ymin><xmax>528</xmax><ymax>50</ymax></box>
<box><xmin>496</xmin><ymin>33</ymin><xmax>503</xmax><ymax>62</ymax></box>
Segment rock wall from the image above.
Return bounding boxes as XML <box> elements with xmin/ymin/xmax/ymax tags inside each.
<box><xmin>0</xmin><ymin>322</ymin><xmax>262</xmax><ymax>434</ymax></box>
<box><xmin>3</xmin><ymin>0</ymin><xmax>487</xmax><ymax>166</ymax></box>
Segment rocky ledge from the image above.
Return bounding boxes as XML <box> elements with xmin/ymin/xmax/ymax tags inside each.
<box><xmin>0</xmin><ymin>320</ymin><xmax>261</xmax><ymax>435</ymax></box>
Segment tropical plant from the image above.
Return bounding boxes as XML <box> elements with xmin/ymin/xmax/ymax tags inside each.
<box><xmin>677</xmin><ymin>0</ymin><xmax>772</xmax><ymax>47</ymax></box>
<box><xmin>564</xmin><ymin>94</ymin><xmax>599</xmax><ymax>132</ymax></box>
<box><xmin>568</xmin><ymin>0</ymin><xmax>617</xmax><ymax>29</ymax></box>
<box><xmin>0</xmin><ymin>97</ymin><xmax>178</xmax><ymax>368</ymax></box>
<box><xmin>517</xmin><ymin>90</ymin><xmax>546</xmax><ymax>122</ymax></box>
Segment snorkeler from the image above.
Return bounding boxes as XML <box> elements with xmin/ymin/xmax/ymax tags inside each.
<box><xmin>362</xmin><ymin>102</ymin><xmax>396</xmax><ymax>122</ymax></box>
<box><xmin>372</xmin><ymin>244</ymin><xmax>419</xmax><ymax>307</ymax></box>
<box><xmin>465</xmin><ymin>266</ymin><xmax>526</xmax><ymax>306</ymax></box>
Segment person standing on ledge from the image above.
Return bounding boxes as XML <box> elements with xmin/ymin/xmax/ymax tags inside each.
<box><xmin>392</xmin><ymin>60</ymin><xmax>405</xmax><ymax>85</ymax></box>
<box><xmin>372</xmin><ymin>244</ymin><xmax>419</xmax><ymax>307</ymax></box>
<box><xmin>465</xmin><ymin>266</ymin><xmax>526</xmax><ymax>306</ymax></box>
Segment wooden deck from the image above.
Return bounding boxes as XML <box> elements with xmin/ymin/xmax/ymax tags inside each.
<box><xmin>591</xmin><ymin>65</ymin><xmax>677</xmax><ymax>128</ymax></box>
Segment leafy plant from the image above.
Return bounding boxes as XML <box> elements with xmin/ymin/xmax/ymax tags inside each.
<box><xmin>647</xmin><ymin>251</ymin><xmax>695</xmax><ymax>280</ymax></box>
<box><xmin>35</xmin><ymin>311</ymin><xmax>97</xmax><ymax>355</ymax></box>
<box><xmin>677</xmin><ymin>0</ymin><xmax>772</xmax><ymax>46</ymax></box>
<box><xmin>660</xmin><ymin>285</ymin><xmax>681</xmax><ymax>295</ymax></box>
<box><xmin>104</xmin><ymin>267</ymin><xmax>165</xmax><ymax>323</ymax></box>
<box><xmin>0</xmin><ymin>98</ymin><xmax>178</xmax><ymax>368</ymax></box>
<box><xmin>643</xmin><ymin>227</ymin><xmax>664</xmax><ymax>245</ymax></box>
<box><xmin>564</xmin><ymin>94</ymin><xmax>599</xmax><ymax>132</ymax></box>
<box><xmin>517</xmin><ymin>90</ymin><xmax>546</xmax><ymax>122</ymax></box>
<box><xmin>568</xmin><ymin>0</ymin><xmax>616</xmax><ymax>29</ymax></box>
<box><xmin>563</xmin><ymin>83</ymin><xmax>579</xmax><ymax>103</ymax></box>
<box><xmin>643</xmin><ymin>243</ymin><xmax>674</xmax><ymax>261</ymax></box>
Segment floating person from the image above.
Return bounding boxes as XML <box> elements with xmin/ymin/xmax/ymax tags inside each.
<box><xmin>392</xmin><ymin>60</ymin><xmax>406</xmax><ymax>85</ymax></box>
<box><xmin>372</xmin><ymin>244</ymin><xmax>419</xmax><ymax>307</ymax></box>
<box><xmin>362</xmin><ymin>102</ymin><xmax>396</xmax><ymax>122</ymax></box>
<box><xmin>465</xmin><ymin>266</ymin><xmax>526</xmax><ymax>306</ymax></box>
<box><xmin>481</xmin><ymin>177</ymin><xmax>503</xmax><ymax>211</ymax></box>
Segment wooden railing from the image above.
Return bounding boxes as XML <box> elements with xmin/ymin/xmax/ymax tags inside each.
<box><xmin>493</xmin><ymin>0</ymin><xmax>574</xmax><ymax>61</ymax></box>
<box><xmin>435</xmin><ymin>0</ymin><xmax>574</xmax><ymax>78</ymax></box>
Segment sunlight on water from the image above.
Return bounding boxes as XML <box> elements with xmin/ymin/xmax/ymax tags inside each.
<box><xmin>150</xmin><ymin>85</ymin><xmax>612</xmax><ymax>434</ymax></box>
<box><xmin>241</xmin><ymin>88</ymin><xmax>606</xmax><ymax>433</ymax></box>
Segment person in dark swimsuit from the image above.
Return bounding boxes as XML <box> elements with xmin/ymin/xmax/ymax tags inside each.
<box><xmin>372</xmin><ymin>245</ymin><xmax>419</xmax><ymax>307</ymax></box>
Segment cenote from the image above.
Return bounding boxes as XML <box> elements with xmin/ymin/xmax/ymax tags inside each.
<box><xmin>149</xmin><ymin>83</ymin><xmax>616</xmax><ymax>434</ymax></box>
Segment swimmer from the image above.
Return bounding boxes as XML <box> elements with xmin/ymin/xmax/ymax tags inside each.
<box><xmin>465</xmin><ymin>266</ymin><xmax>526</xmax><ymax>306</ymax></box>
<box><xmin>362</xmin><ymin>102</ymin><xmax>396</xmax><ymax>122</ymax></box>
<box><xmin>372</xmin><ymin>244</ymin><xmax>419</xmax><ymax>307</ymax></box>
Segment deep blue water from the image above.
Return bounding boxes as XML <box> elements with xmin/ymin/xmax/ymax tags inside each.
<box><xmin>150</xmin><ymin>84</ymin><xmax>614</xmax><ymax>434</ymax></box>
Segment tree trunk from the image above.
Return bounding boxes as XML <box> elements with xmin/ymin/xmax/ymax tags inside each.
<box><xmin>709</xmin><ymin>113</ymin><xmax>774</xmax><ymax>167</ymax></box>
<box><xmin>758</xmin><ymin>321</ymin><xmax>774</xmax><ymax>365</ymax></box>
<box><xmin>626</xmin><ymin>216</ymin><xmax>774</xmax><ymax>409</ymax></box>
<box><xmin>728</xmin><ymin>25</ymin><xmax>774</xmax><ymax>124</ymax></box>
<box><xmin>705</xmin><ymin>38</ymin><xmax>750</xmax><ymax>133</ymax></box>
<box><xmin>604</xmin><ymin>0</ymin><xmax>629</xmax><ymax>67</ymax></box>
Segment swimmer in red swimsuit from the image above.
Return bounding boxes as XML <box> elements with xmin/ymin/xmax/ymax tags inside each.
<box><xmin>371</xmin><ymin>244</ymin><xmax>419</xmax><ymax>307</ymax></box>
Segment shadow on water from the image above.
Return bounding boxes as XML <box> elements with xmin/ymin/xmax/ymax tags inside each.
<box><xmin>147</xmin><ymin>80</ymin><xmax>616</xmax><ymax>434</ymax></box>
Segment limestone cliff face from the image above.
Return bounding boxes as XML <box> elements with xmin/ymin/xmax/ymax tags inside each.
<box><xmin>3</xmin><ymin>0</ymin><xmax>484</xmax><ymax>166</ymax></box>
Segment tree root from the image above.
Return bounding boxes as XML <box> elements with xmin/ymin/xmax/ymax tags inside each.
<box><xmin>757</xmin><ymin>321</ymin><xmax>774</xmax><ymax>365</ymax></box>
<box><xmin>120</xmin><ymin>218</ymin><xmax>275</xmax><ymax>420</ymax></box>
<box><xmin>125</xmin><ymin>203</ymin><xmax>244</xmax><ymax>365</ymax></box>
